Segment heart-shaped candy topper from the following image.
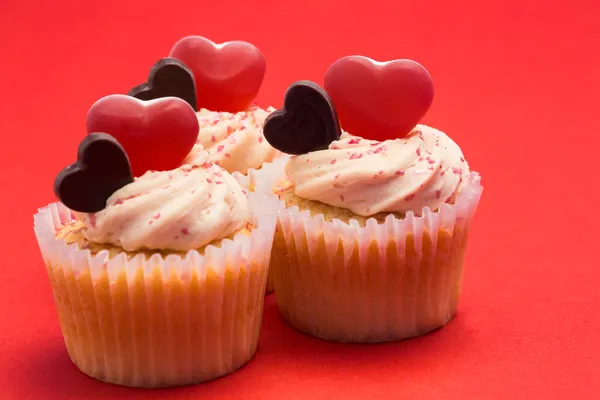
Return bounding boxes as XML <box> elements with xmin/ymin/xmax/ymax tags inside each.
<box><xmin>128</xmin><ymin>57</ymin><xmax>197</xmax><ymax>111</ymax></box>
<box><xmin>263</xmin><ymin>81</ymin><xmax>341</xmax><ymax>155</ymax></box>
<box><xmin>169</xmin><ymin>35</ymin><xmax>266</xmax><ymax>112</ymax></box>
<box><xmin>86</xmin><ymin>94</ymin><xmax>199</xmax><ymax>177</ymax></box>
<box><xmin>54</xmin><ymin>133</ymin><xmax>134</xmax><ymax>213</ymax></box>
<box><xmin>324</xmin><ymin>56</ymin><xmax>434</xmax><ymax>141</ymax></box>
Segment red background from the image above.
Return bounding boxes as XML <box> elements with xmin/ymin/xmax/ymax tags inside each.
<box><xmin>1</xmin><ymin>1</ymin><xmax>598</xmax><ymax>399</ymax></box>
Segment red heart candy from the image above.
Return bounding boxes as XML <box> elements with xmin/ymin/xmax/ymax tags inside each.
<box><xmin>169</xmin><ymin>36</ymin><xmax>266</xmax><ymax>113</ymax></box>
<box><xmin>86</xmin><ymin>95</ymin><xmax>199</xmax><ymax>177</ymax></box>
<box><xmin>324</xmin><ymin>56</ymin><xmax>434</xmax><ymax>141</ymax></box>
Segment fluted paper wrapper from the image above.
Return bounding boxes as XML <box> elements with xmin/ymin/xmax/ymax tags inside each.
<box><xmin>233</xmin><ymin>156</ymin><xmax>289</xmax><ymax>294</ymax></box>
<box><xmin>33</xmin><ymin>192</ymin><xmax>277</xmax><ymax>388</ymax></box>
<box><xmin>248</xmin><ymin>160</ymin><xmax>483</xmax><ymax>343</ymax></box>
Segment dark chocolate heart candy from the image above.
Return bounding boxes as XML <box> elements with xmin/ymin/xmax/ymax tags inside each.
<box><xmin>263</xmin><ymin>80</ymin><xmax>341</xmax><ymax>155</ymax></box>
<box><xmin>54</xmin><ymin>133</ymin><xmax>134</xmax><ymax>213</ymax></box>
<box><xmin>128</xmin><ymin>58</ymin><xmax>197</xmax><ymax>111</ymax></box>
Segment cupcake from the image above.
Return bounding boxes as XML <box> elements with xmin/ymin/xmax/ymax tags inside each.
<box><xmin>34</xmin><ymin>94</ymin><xmax>277</xmax><ymax>387</ymax></box>
<box><xmin>258</xmin><ymin>57</ymin><xmax>483</xmax><ymax>343</ymax></box>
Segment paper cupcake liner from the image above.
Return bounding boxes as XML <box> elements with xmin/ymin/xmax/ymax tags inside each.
<box><xmin>33</xmin><ymin>192</ymin><xmax>277</xmax><ymax>388</ymax></box>
<box><xmin>252</xmin><ymin>161</ymin><xmax>483</xmax><ymax>343</ymax></box>
<box><xmin>233</xmin><ymin>156</ymin><xmax>289</xmax><ymax>294</ymax></box>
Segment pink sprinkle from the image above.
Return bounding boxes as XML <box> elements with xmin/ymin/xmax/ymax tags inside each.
<box><xmin>181</xmin><ymin>228</ymin><xmax>190</xmax><ymax>235</ymax></box>
<box><xmin>229</xmin><ymin>136</ymin><xmax>237</xmax><ymax>144</ymax></box>
<box><xmin>366</xmin><ymin>149</ymin><xmax>375</xmax><ymax>155</ymax></box>
<box><xmin>334</xmin><ymin>174</ymin><xmax>340</xmax><ymax>179</ymax></box>
<box><xmin>349</xmin><ymin>152</ymin><xmax>364</xmax><ymax>160</ymax></box>
<box><xmin>460</xmin><ymin>157</ymin><xmax>465</xmax><ymax>162</ymax></box>
<box><xmin>395</xmin><ymin>170</ymin><xmax>405</xmax><ymax>176</ymax></box>
<box><xmin>89</xmin><ymin>214</ymin><xmax>97</xmax><ymax>228</ymax></box>
<box><xmin>441</xmin><ymin>170</ymin><xmax>446</xmax><ymax>176</ymax></box>
<box><xmin>206</xmin><ymin>178</ymin><xmax>213</xmax><ymax>183</ymax></box>
<box><xmin>191</xmin><ymin>190</ymin><xmax>196</xmax><ymax>194</ymax></box>
<box><xmin>428</xmin><ymin>159</ymin><xmax>436</xmax><ymax>164</ymax></box>
<box><xmin>428</xmin><ymin>166</ymin><xmax>435</xmax><ymax>170</ymax></box>
<box><xmin>225</xmin><ymin>153</ymin><xmax>231</xmax><ymax>158</ymax></box>
<box><xmin>436</xmin><ymin>190</ymin><xmax>441</xmax><ymax>199</ymax></box>
<box><xmin>153</xmin><ymin>213</ymin><xmax>161</xmax><ymax>219</ymax></box>
<box><xmin>216</xmin><ymin>145</ymin><xmax>225</xmax><ymax>153</ymax></box>
<box><xmin>227</xmin><ymin>126</ymin><xmax>234</xmax><ymax>134</ymax></box>
<box><xmin>370</xmin><ymin>142</ymin><xmax>380</xmax><ymax>146</ymax></box>
<box><xmin>168</xmin><ymin>173</ymin><xmax>173</xmax><ymax>180</ymax></box>
<box><xmin>331</xmin><ymin>143</ymin><xmax>340</xmax><ymax>149</ymax></box>
<box><xmin>404</xmin><ymin>194</ymin><xmax>416</xmax><ymax>201</ymax></box>
<box><xmin>330</xmin><ymin>159</ymin><xmax>337</xmax><ymax>165</ymax></box>
<box><xmin>258</xmin><ymin>136</ymin><xmax>264</xmax><ymax>143</ymax></box>
<box><xmin>215</xmin><ymin>181</ymin><xmax>224</xmax><ymax>185</ymax></box>
<box><xmin>211</xmin><ymin>135</ymin><xmax>217</xmax><ymax>143</ymax></box>
<box><xmin>114</xmin><ymin>193</ymin><xmax>140</xmax><ymax>205</ymax></box>
<box><xmin>201</xmin><ymin>161</ymin><xmax>214</xmax><ymax>168</ymax></box>
<box><xmin>418</xmin><ymin>157</ymin><xmax>424</xmax><ymax>162</ymax></box>
<box><xmin>347</xmin><ymin>138</ymin><xmax>361</xmax><ymax>145</ymax></box>
<box><xmin>378</xmin><ymin>170</ymin><xmax>384</xmax><ymax>175</ymax></box>
<box><xmin>340</xmin><ymin>195</ymin><xmax>345</xmax><ymax>202</ymax></box>
<box><xmin>416</xmin><ymin>148</ymin><xmax>421</xmax><ymax>156</ymax></box>
<box><xmin>374</xmin><ymin>146</ymin><xmax>387</xmax><ymax>154</ymax></box>
<box><xmin>452</xmin><ymin>167</ymin><xmax>463</xmax><ymax>175</ymax></box>
<box><xmin>208</xmin><ymin>193</ymin><xmax>212</xmax><ymax>199</ymax></box>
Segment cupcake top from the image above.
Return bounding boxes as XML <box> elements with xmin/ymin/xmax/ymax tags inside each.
<box><xmin>183</xmin><ymin>105</ymin><xmax>278</xmax><ymax>174</ymax></box>
<box><xmin>55</xmin><ymin>97</ymin><xmax>251</xmax><ymax>253</ymax></box>
<box><xmin>76</xmin><ymin>162</ymin><xmax>250</xmax><ymax>252</ymax></box>
<box><xmin>127</xmin><ymin>36</ymin><xmax>277</xmax><ymax>175</ymax></box>
<box><xmin>263</xmin><ymin>56</ymin><xmax>472</xmax><ymax>217</ymax></box>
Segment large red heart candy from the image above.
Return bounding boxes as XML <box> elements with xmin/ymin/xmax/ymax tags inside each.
<box><xmin>169</xmin><ymin>36</ymin><xmax>266</xmax><ymax>113</ymax></box>
<box><xmin>86</xmin><ymin>94</ymin><xmax>199</xmax><ymax>177</ymax></box>
<box><xmin>324</xmin><ymin>56</ymin><xmax>434</xmax><ymax>141</ymax></box>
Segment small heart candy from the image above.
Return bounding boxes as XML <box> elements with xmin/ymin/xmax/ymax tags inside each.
<box><xmin>128</xmin><ymin>57</ymin><xmax>197</xmax><ymax>111</ymax></box>
<box><xmin>86</xmin><ymin>94</ymin><xmax>199</xmax><ymax>177</ymax></box>
<box><xmin>324</xmin><ymin>56</ymin><xmax>434</xmax><ymax>141</ymax></box>
<box><xmin>169</xmin><ymin>36</ymin><xmax>266</xmax><ymax>112</ymax></box>
<box><xmin>54</xmin><ymin>133</ymin><xmax>134</xmax><ymax>213</ymax></box>
<box><xmin>263</xmin><ymin>81</ymin><xmax>341</xmax><ymax>155</ymax></box>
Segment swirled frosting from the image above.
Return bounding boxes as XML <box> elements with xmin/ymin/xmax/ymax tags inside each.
<box><xmin>76</xmin><ymin>162</ymin><xmax>250</xmax><ymax>252</ymax></box>
<box><xmin>183</xmin><ymin>105</ymin><xmax>278</xmax><ymax>174</ymax></box>
<box><xmin>285</xmin><ymin>125</ymin><xmax>470</xmax><ymax>216</ymax></box>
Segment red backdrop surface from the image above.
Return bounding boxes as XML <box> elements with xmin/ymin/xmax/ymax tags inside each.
<box><xmin>1</xmin><ymin>1</ymin><xmax>598</xmax><ymax>399</ymax></box>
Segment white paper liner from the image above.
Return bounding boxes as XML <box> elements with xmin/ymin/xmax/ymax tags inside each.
<box><xmin>233</xmin><ymin>155</ymin><xmax>289</xmax><ymax>294</ymax></box>
<box><xmin>251</xmin><ymin>159</ymin><xmax>483</xmax><ymax>343</ymax></box>
<box><xmin>33</xmin><ymin>191</ymin><xmax>277</xmax><ymax>388</ymax></box>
